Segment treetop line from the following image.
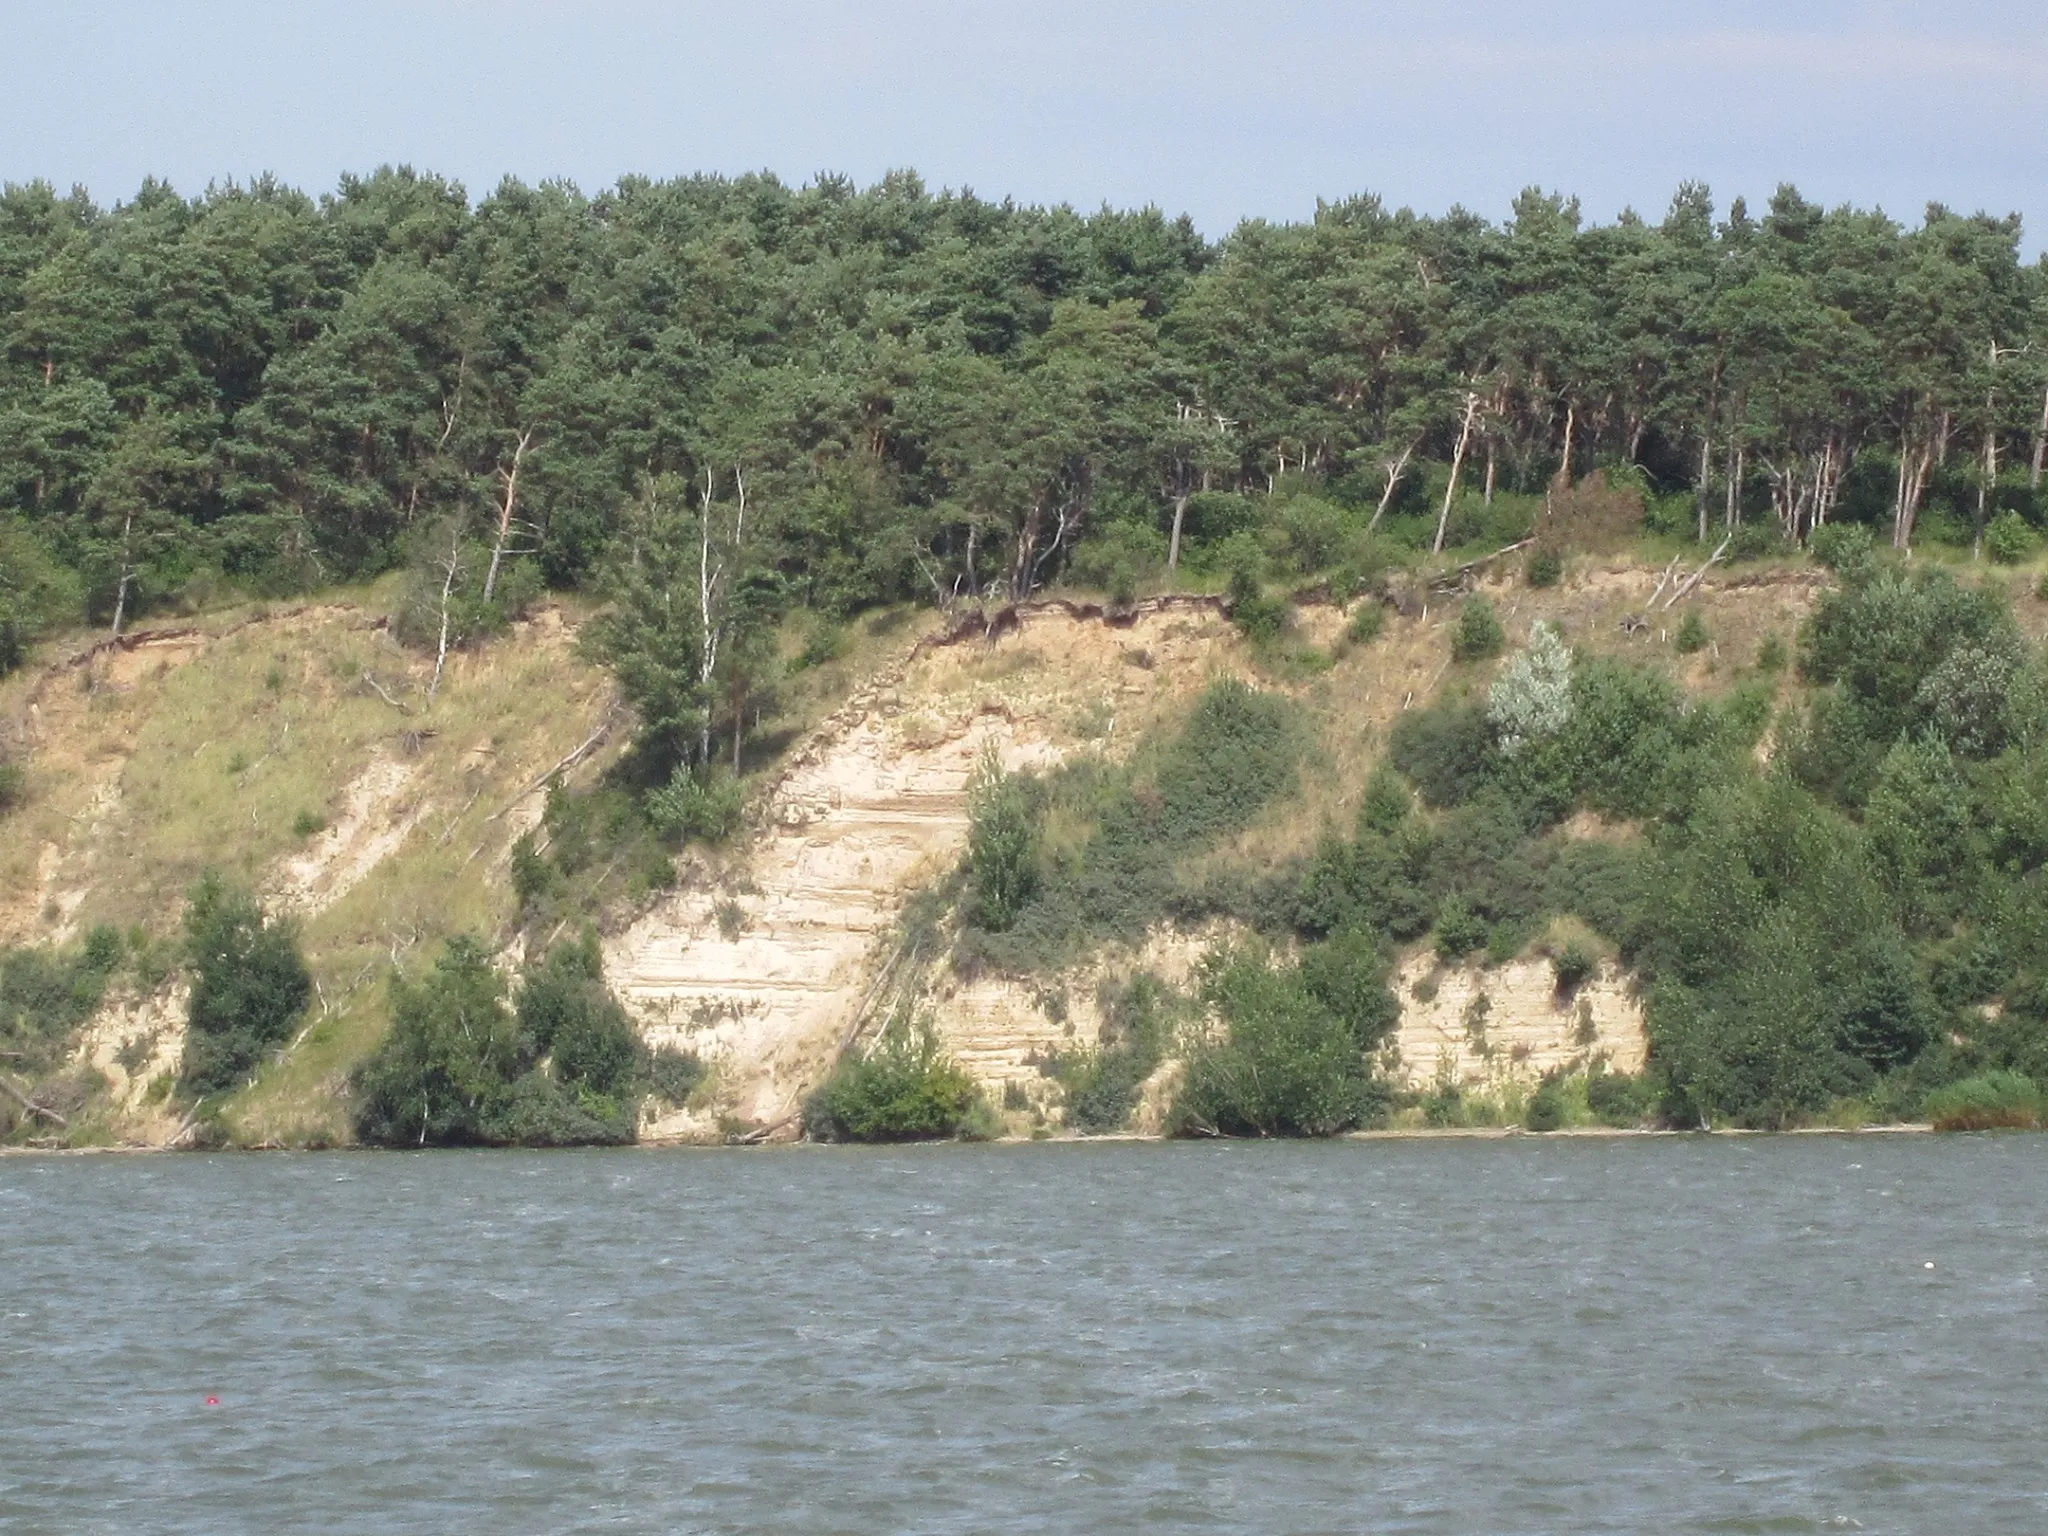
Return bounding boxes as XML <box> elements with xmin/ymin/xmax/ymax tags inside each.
<box><xmin>1</xmin><ymin>167</ymin><xmax>2043</xmax><ymax>638</ymax></box>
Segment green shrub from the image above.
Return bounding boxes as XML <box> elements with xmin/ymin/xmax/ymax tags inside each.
<box><xmin>1172</xmin><ymin>950</ymin><xmax>1376</xmax><ymax>1136</ymax></box>
<box><xmin>1586</xmin><ymin>1066</ymin><xmax>1651</xmax><ymax>1126</ymax></box>
<box><xmin>1923</xmin><ymin>1072</ymin><xmax>2041</xmax><ymax>1131</ymax></box>
<box><xmin>1809</xmin><ymin>523</ymin><xmax>1875</xmax><ymax>573</ymax></box>
<box><xmin>0</xmin><ymin>934</ymin><xmax>122</xmax><ymax>1079</ymax></box>
<box><xmin>519</xmin><ymin>932</ymin><xmax>640</xmax><ymax>1099</ymax></box>
<box><xmin>1050</xmin><ymin>974</ymin><xmax>1177</xmax><ymax>1133</ymax></box>
<box><xmin>0</xmin><ymin>760</ymin><xmax>22</xmax><ymax>814</ymax></box>
<box><xmin>1345</xmin><ymin>601</ymin><xmax>1386</xmax><ymax>645</ymax></box>
<box><xmin>966</xmin><ymin>753</ymin><xmax>1040</xmax><ymax>932</ymax></box>
<box><xmin>290</xmin><ymin>808</ymin><xmax>325</xmax><ymax>838</ymax></box>
<box><xmin>959</xmin><ymin>680</ymin><xmax>1302</xmax><ymax>969</ymax></box>
<box><xmin>802</xmin><ymin>1015</ymin><xmax>986</xmax><ymax>1141</ymax></box>
<box><xmin>1727</xmin><ymin>524</ymin><xmax>1787</xmax><ymax>562</ymax></box>
<box><xmin>643</xmin><ymin>1045</ymin><xmax>705</xmax><ymax>1106</ymax></box>
<box><xmin>510</xmin><ymin>831</ymin><xmax>556</xmax><ymax>907</ymax></box>
<box><xmin>1756</xmin><ymin>632</ymin><xmax>1788</xmax><ymax>673</ymax></box>
<box><xmin>179</xmin><ymin>873</ymin><xmax>312</xmax><ymax>1096</ymax></box>
<box><xmin>1984</xmin><ymin>510</ymin><xmax>2038</xmax><ymax>566</ymax></box>
<box><xmin>1433</xmin><ymin>895</ymin><xmax>1487</xmax><ymax>961</ymax></box>
<box><xmin>353</xmin><ymin>934</ymin><xmax>641</xmax><ymax>1147</ymax></box>
<box><xmin>1551</xmin><ymin>940</ymin><xmax>1595</xmax><ymax>992</ymax></box>
<box><xmin>797</xmin><ymin>620</ymin><xmax>848</xmax><ymax>670</ymax></box>
<box><xmin>1230</xmin><ymin>589</ymin><xmax>1292</xmax><ymax>644</ymax></box>
<box><xmin>1674</xmin><ymin>609</ymin><xmax>1709</xmax><ymax>654</ymax></box>
<box><xmin>1525</xmin><ymin>548</ymin><xmax>1564</xmax><ymax>589</ymax></box>
<box><xmin>1450</xmin><ymin>597</ymin><xmax>1506</xmax><ymax>662</ymax></box>
<box><xmin>1388</xmin><ymin>699</ymin><xmax>1494</xmax><ymax>808</ymax></box>
<box><xmin>645</xmin><ymin>765</ymin><xmax>745</xmax><ymax>845</ymax></box>
<box><xmin>1525</xmin><ymin>1076</ymin><xmax>1567</xmax><ymax>1131</ymax></box>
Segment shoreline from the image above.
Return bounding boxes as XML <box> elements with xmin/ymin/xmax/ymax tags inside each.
<box><xmin>1</xmin><ymin>1122</ymin><xmax>1945</xmax><ymax>1156</ymax></box>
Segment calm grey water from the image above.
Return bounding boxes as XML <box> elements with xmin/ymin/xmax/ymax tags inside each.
<box><xmin>4</xmin><ymin>1138</ymin><xmax>2046</xmax><ymax>1535</ymax></box>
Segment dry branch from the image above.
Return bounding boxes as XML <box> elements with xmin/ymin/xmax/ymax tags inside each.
<box><xmin>0</xmin><ymin>1073</ymin><xmax>68</xmax><ymax>1128</ymax></box>
<box><xmin>1661</xmin><ymin>537</ymin><xmax>1731</xmax><ymax>609</ymax></box>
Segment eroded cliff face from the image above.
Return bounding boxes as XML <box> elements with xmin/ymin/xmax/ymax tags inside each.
<box><xmin>605</xmin><ymin>599</ymin><xmax>1254</xmax><ymax>1136</ymax></box>
<box><xmin>3</xmin><ymin>560</ymin><xmax>1834</xmax><ymax>1145</ymax></box>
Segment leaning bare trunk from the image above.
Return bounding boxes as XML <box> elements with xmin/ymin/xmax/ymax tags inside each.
<box><xmin>110</xmin><ymin>507</ymin><xmax>136</xmax><ymax>638</ymax></box>
<box><xmin>1432</xmin><ymin>393</ymin><xmax>1481</xmax><ymax>555</ymax></box>
<box><xmin>1556</xmin><ymin>399</ymin><xmax>1576</xmax><ymax>488</ymax></box>
<box><xmin>428</xmin><ymin>523</ymin><xmax>461</xmax><ymax>705</ymax></box>
<box><xmin>1368</xmin><ymin>442</ymin><xmax>1415</xmax><ymax>533</ymax></box>
<box><xmin>1167</xmin><ymin>490</ymin><xmax>1191</xmax><ymax>573</ymax></box>
<box><xmin>482</xmin><ymin>428</ymin><xmax>532</xmax><ymax>604</ymax></box>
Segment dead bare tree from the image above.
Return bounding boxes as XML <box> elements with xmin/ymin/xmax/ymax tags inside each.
<box><xmin>1431</xmin><ymin>390</ymin><xmax>1483</xmax><ymax>555</ymax></box>
<box><xmin>1367</xmin><ymin>440</ymin><xmax>1417</xmax><ymax>533</ymax></box>
<box><xmin>427</xmin><ymin>522</ymin><xmax>464</xmax><ymax>706</ymax></box>
<box><xmin>696</xmin><ymin>465</ymin><xmax>748</xmax><ymax>767</ymax></box>
<box><xmin>481</xmin><ymin>427</ymin><xmax>536</xmax><ymax>603</ymax></box>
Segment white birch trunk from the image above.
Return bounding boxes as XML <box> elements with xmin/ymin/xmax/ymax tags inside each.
<box><xmin>1432</xmin><ymin>392</ymin><xmax>1481</xmax><ymax>555</ymax></box>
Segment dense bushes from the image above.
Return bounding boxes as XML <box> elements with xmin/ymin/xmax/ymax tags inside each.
<box><xmin>1172</xmin><ymin>948</ymin><xmax>1388</xmax><ymax>1136</ymax></box>
<box><xmin>1361</xmin><ymin>556</ymin><xmax>2048</xmax><ymax>1129</ymax></box>
<box><xmin>179</xmin><ymin>873</ymin><xmax>312</xmax><ymax>1096</ymax></box>
<box><xmin>0</xmin><ymin>929</ymin><xmax>122</xmax><ymax>1079</ymax></box>
<box><xmin>966</xmin><ymin>752</ymin><xmax>1040</xmax><ymax>932</ymax></box>
<box><xmin>353</xmin><ymin>931</ymin><xmax>686</xmax><ymax>1146</ymax></box>
<box><xmin>956</xmin><ymin>680</ymin><xmax>1303</xmax><ymax>970</ymax></box>
<box><xmin>801</xmin><ymin>1015</ymin><xmax>989</xmax><ymax>1142</ymax></box>
<box><xmin>1045</xmin><ymin>973</ymin><xmax>1181</xmax><ymax>1133</ymax></box>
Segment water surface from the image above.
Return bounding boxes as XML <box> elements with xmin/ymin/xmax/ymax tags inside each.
<box><xmin>5</xmin><ymin>1137</ymin><xmax>2045</xmax><ymax>1533</ymax></box>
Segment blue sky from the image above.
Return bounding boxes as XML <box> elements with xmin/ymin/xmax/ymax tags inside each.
<box><xmin>5</xmin><ymin>0</ymin><xmax>2044</xmax><ymax>247</ymax></box>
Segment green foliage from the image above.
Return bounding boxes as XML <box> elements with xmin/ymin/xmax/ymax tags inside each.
<box><xmin>1551</xmin><ymin>940</ymin><xmax>1596</xmax><ymax>992</ymax></box>
<box><xmin>1923</xmin><ymin>1072</ymin><xmax>2041</xmax><ymax>1131</ymax></box>
<box><xmin>1809</xmin><ymin>523</ymin><xmax>1875</xmax><ymax>574</ymax></box>
<box><xmin>1585</xmin><ymin>1066</ymin><xmax>1652</xmax><ymax>1126</ymax></box>
<box><xmin>0</xmin><ymin>758</ymin><xmax>22</xmax><ymax>814</ymax></box>
<box><xmin>1524</xmin><ymin>1075</ymin><xmax>1567</xmax><ymax>1132</ymax></box>
<box><xmin>1488</xmin><ymin>621</ymin><xmax>1573</xmax><ymax>756</ymax></box>
<box><xmin>1984</xmin><ymin>510</ymin><xmax>2038</xmax><ymax>565</ymax></box>
<box><xmin>0</xmin><ymin>932</ymin><xmax>121</xmax><ymax>1078</ymax></box>
<box><xmin>1344</xmin><ymin>600</ymin><xmax>1386</xmax><ymax>645</ymax></box>
<box><xmin>1173</xmin><ymin>949</ymin><xmax>1378</xmax><ymax>1136</ymax></box>
<box><xmin>1450</xmin><ymin>596</ymin><xmax>1505</xmax><ymax>662</ymax></box>
<box><xmin>1673</xmin><ymin>609</ymin><xmax>1709</xmax><ymax>654</ymax></box>
<box><xmin>1049</xmin><ymin>973</ymin><xmax>1180</xmax><ymax>1133</ymax></box>
<box><xmin>290</xmin><ymin>808</ymin><xmax>324</xmax><ymax>838</ymax></box>
<box><xmin>352</xmin><ymin>933</ymin><xmax>655</xmax><ymax>1146</ymax></box>
<box><xmin>958</xmin><ymin>680</ymin><xmax>1302</xmax><ymax>970</ymax></box>
<box><xmin>801</xmin><ymin>1014</ymin><xmax>986</xmax><ymax>1142</ymax></box>
<box><xmin>966</xmin><ymin>752</ymin><xmax>1040</xmax><ymax>932</ymax></box>
<box><xmin>1388</xmin><ymin>698</ymin><xmax>1494</xmax><ymax>809</ymax></box>
<box><xmin>1431</xmin><ymin>895</ymin><xmax>1489</xmax><ymax>961</ymax></box>
<box><xmin>179</xmin><ymin>872</ymin><xmax>311</xmax><ymax>1096</ymax></box>
<box><xmin>643</xmin><ymin>1046</ymin><xmax>705</xmax><ymax>1106</ymax></box>
<box><xmin>1756</xmin><ymin>632</ymin><xmax>1788</xmax><ymax>673</ymax></box>
<box><xmin>645</xmin><ymin>764</ymin><xmax>745</xmax><ymax>846</ymax></box>
<box><xmin>1224</xmin><ymin>547</ymin><xmax>1291</xmax><ymax>643</ymax></box>
<box><xmin>1524</xmin><ymin>547</ymin><xmax>1563</xmax><ymax>589</ymax></box>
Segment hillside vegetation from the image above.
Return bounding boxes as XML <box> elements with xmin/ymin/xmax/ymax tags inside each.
<box><xmin>6</xmin><ymin>165</ymin><xmax>2048</xmax><ymax>1145</ymax></box>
